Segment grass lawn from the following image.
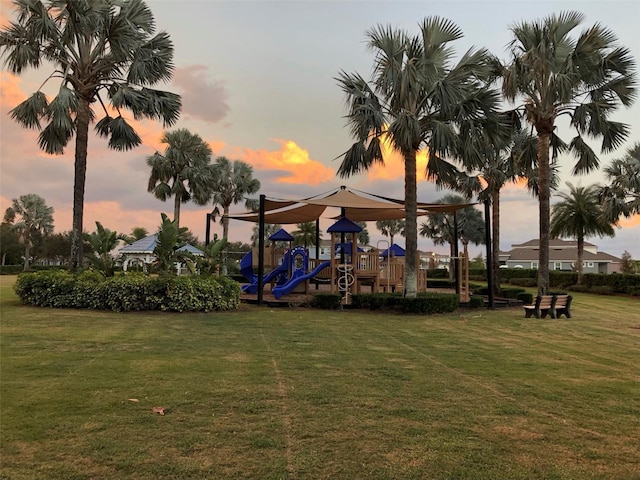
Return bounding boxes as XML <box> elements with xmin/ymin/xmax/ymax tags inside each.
<box><xmin>1</xmin><ymin>275</ymin><xmax>639</xmax><ymax>479</ymax></box>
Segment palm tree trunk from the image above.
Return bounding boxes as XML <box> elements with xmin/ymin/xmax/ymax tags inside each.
<box><xmin>23</xmin><ymin>241</ymin><xmax>30</xmax><ymax>272</ymax></box>
<box><xmin>222</xmin><ymin>205</ymin><xmax>230</xmax><ymax>275</ymax></box>
<box><xmin>576</xmin><ymin>236</ymin><xmax>584</xmax><ymax>285</ymax></box>
<box><xmin>536</xmin><ymin>131</ymin><xmax>551</xmax><ymax>295</ymax></box>
<box><xmin>403</xmin><ymin>149</ymin><xmax>418</xmax><ymax>297</ymax></box>
<box><xmin>173</xmin><ymin>194</ymin><xmax>181</xmax><ymax>227</ymax></box>
<box><xmin>70</xmin><ymin>96</ymin><xmax>91</xmax><ymax>272</ymax></box>
<box><xmin>491</xmin><ymin>189</ymin><xmax>501</xmax><ymax>297</ymax></box>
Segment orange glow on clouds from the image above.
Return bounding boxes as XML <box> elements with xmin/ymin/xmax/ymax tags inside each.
<box><xmin>239</xmin><ymin>139</ymin><xmax>334</xmax><ymax>185</ymax></box>
<box><xmin>366</xmin><ymin>133</ymin><xmax>429</xmax><ymax>181</ymax></box>
<box><xmin>0</xmin><ymin>73</ymin><xmax>26</xmax><ymax>106</ymax></box>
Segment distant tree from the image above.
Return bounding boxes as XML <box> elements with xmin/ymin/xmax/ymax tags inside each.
<box><xmin>0</xmin><ymin>0</ymin><xmax>181</xmax><ymax>270</ymax></box>
<box><xmin>127</xmin><ymin>227</ymin><xmax>150</xmax><ymax>243</ymax></box>
<box><xmin>210</xmin><ymin>157</ymin><xmax>261</xmax><ymax>242</ymax></box>
<box><xmin>210</xmin><ymin>157</ymin><xmax>261</xmax><ymax>275</ymax></box>
<box><xmin>619</xmin><ymin>251</ymin><xmax>634</xmax><ymax>274</ymax></box>
<box><xmin>40</xmin><ymin>231</ymin><xmax>73</xmax><ymax>265</ymax></box>
<box><xmin>469</xmin><ymin>253</ymin><xmax>485</xmax><ymax>270</ymax></box>
<box><xmin>251</xmin><ymin>224</ymin><xmax>282</xmax><ymax>247</ymax></box>
<box><xmin>4</xmin><ymin>194</ymin><xmax>54</xmax><ymax>271</ymax></box>
<box><xmin>600</xmin><ymin>143</ymin><xmax>640</xmax><ymax>223</ymax></box>
<box><xmin>419</xmin><ymin>194</ymin><xmax>484</xmax><ymax>279</ymax></box>
<box><xmin>292</xmin><ymin>222</ymin><xmax>322</xmax><ymax>248</ymax></box>
<box><xmin>153</xmin><ymin>213</ymin><xmax>193</xmax><ymax>276</ymax></box>
<box><xmin>497</xmin><ymin>11</ymin><xmax>637</xmax><ymax>294</ymax></box>
<box><xmin>0</xmin><ymin>222</ymin><xmax>21</xmax><ymax>266</ymax></box>
<box><xmin>84</xmin><ymin>222</ymin><xmax>127</xmax><ymax>277</ymax></box>
<box><xmin>375</xmin><ymin>220</ymin><xmax>405</xmax><ymax>246</ymax></box>
<box><xmin>147</xmin><ymin>129</ymin><xmax>215</xmax><ymax>227</ymax></box>
<box><xmin>356</xmin><ymin>221</ymin><xmax>369</xmax><ymax>245</ymax></box>
<box><xmin>550</xmin><ymin>183</ymin><xmax>616</xmax><ymax>285</ymax></box>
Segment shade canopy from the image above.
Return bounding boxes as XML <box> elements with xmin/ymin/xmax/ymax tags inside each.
<box><xmin>269</xmin><ymin>228</ymin><xmax>294</xmax><ymax>241</ymax></box>
<box><xmin>327</xmin><ymin>217</ymin><xmax>362</xmax><ymax>233</ymax></box>
<box><xmin>226</xmin><ymin>186</ymin><xmax>475</xmax><ymax>224</ymax></box>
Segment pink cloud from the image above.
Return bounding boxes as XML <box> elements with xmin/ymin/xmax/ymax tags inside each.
<box><xmin>172</xmin><ymin>65</ymin><xmax>230</xmax><ymax>124</ymax></box>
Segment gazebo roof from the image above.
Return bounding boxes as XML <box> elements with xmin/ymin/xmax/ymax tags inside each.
<box><xmin>327</xmin><ymin>217</ymin><xmax>362</xmax><ymax>233</ymax></box>
<box><xmin>119</xmin><ymin>235</ymin><xmax>204</xmax><ymax>256</ymax></box>
<box><xmin>269</xmin><ymin>228</ymin><xmax>294</xmax><ymax>241</ymax></box>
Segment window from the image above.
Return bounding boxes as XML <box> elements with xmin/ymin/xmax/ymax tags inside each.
<box><xmin>554</xmin><ymin>262</ymin><xmax>562</xmax><ymax>270</ymax></box>
<box><xmin>587</xmin><ymin>261</ymin><xmax>594</xmax><ymax>268</ymax></box>
<box><xmin>531</xmin><ymin>261</ymin><xmax>538</xmax><ymax>269</ymax></box>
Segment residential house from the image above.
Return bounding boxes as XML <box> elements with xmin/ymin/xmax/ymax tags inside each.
<box><xmin>499</xmin><ymin>239</ymin><xmax>621</xmax><ymax>274</ymax></box>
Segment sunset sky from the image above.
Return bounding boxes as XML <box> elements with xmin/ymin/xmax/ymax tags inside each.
<box><xmin>1</xmin><ymin>0</ymin><xmax>638</xmax><ymax>258</ymax></box>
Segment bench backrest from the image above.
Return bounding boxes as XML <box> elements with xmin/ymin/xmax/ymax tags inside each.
<box><xmin>538</xmin><ymin>295</ymin><xmax>553</xmax><ymax>308</ymax></box>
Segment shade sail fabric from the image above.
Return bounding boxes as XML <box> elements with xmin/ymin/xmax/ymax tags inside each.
<box><xmin>225</xmin><ymin>185</ymin><xmax>476</xmax><ymax>224</ymax></box>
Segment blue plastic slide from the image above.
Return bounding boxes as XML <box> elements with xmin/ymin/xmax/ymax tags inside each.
<box><xmin>241</xmin><ymin>251</ymin><xmax>291</xmax><ymax>294</ymax></box>
<box><xmin>272</xmin><ymin>261</ymin><xmax>331</xmax><ymax>299</ymax></box>
<box><xmin>239</xmin><ymin>251</ymin><xmax>257</xmax><ymax>283</ymax></box>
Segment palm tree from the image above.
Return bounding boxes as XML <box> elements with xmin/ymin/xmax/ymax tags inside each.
<box><xmin>454</xmin><ymin>127</ymin><xmax>541</xmax><ymax>296</ymax></box>
<box><xmin>356</xmin><ymin>221</ymin><xmax>370</xmax><ymax>246</ymax></box>
<box><xmin>292</xmin><ymin>222</ymin><xmax>321</xmax><ymax>248</ymax></box>
<box><xmin>600</xmin><ymin>142</ymin><xmax>640</xmax><ymax>223</ymax></box>
<box><xmin>126</xmin><ymin>227</ymin><xmax>150</xmax><ymax>244</ymax></box>
<box><xmin>550</xmin><ymin>183</ymin><xmax>615</xmax><ymax>285</ymax></box>
<box><xmin>153</xmin><ymin>213</ymin><xmax>193</xmax><ymax>276</ymax></box>
<box><xmin>210</xmin><ymin>157</ymin><xmax>261</xmax><ymax>242</ymax></box>
<box><xmin>147</xmin><ymin>129</ymin><xmax>214</xmax><ymax>227</ymax></box>
<box><xmin>419</xmin><ymin>194</ymin><xmax>484</xmax><ymax>279</ymax></box>
<box><xmin>3</xmin><ymin>194</ymin><xmax>54</xmax><ymax>271</ymax></box>
<box><xmin>499</xmin><ymin>11</ymin><xmax>637</xmax><ymax>293</ymax></box>
<box><xmin>336</xmin><ymin>17</ymin><xmax>501</xmax><ymax>297</ymax></box>
<box><xmin>375</xmin><ymin>220</ymin><xmax>405</xmax><ymax>246</ymax></box>
<box><xmin>251</xmin><ymin>223</ymin><xmax>282</xmax><ymax>247</ymax></box>
<box><xmin>84</xmin><ymin>222</ymin><xmax>127</xmax><ymax>277</ymax></box>
<box><xmin>0</xmin><ymin>0</ymin><xmax>181</xmax><ymax>271</ymax></box>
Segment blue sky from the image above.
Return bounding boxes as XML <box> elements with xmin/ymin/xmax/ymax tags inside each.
<box><xmin>1</xmin><ymin>0</ymin><xmax>638</xmax><ymax>258</ymax></box>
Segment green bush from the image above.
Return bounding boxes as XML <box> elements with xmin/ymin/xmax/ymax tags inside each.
<box><xmin>426</xmin><ymin>279</ymin><xmax>455</xmax><ymax>289</ymax></box>
<box><xmin>351</xmin><ymin>293</ymin><xmax>402</xmax><ymax>310</ymax></box>
<box><xmin>509</xmin><ymin>277</ymin><xmax>537</xmax><ymax>287</ymax></box>
<box><xmin>567</xmin><ymin>284</ymin><xmax>590</xmax><ymax>293</ymax></box>
<box><xmin>311</xmin><ymin>293</ymin><xmax>343</xmax><ymax>310</ymax></box>
<box><xmin>516</xmin><ymin>292</ymin><xmax>533</xmax><ymax>304</ymax></box>
<box><xmin>0</xmin><ymin>265</ymin><xmax>24</xmax><ymax>275</ymax></box>
<box><xmin>501</xmin><ymin>287</ymin><xmax>526</xmax><ymax>299</ymax></box>
<box><xmin>401</xmin><ymin>293</ymin><xmax>459</xmax><ymax>314</ymax></box>
<box><xmin>13</xmin><ymin>271</ymin><xmax>240</xmax><ymax>312</ymax></box>
<box><xmin>590</xmin><ymin>285</ymin><xmax>614</xmax><ymax>296</ymax></box>
<box><xmin>426</xmin><ymin>269</ymin><xmax>448</xmax><ymax>278</ymax></box>
<box><xmin>468</xmin><ymin>295</ymin><xmax>484</xmax><ymax>309</ymax></box>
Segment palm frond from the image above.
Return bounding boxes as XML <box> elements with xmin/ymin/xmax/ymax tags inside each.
<box><xmin>568</xmin><ymin>135</ymin><xmax>599</xmax><ymax>174</ymax></box>
<box><xmin>107</xmin><ymin>116</ymin><xmax>142</xmax><ymax>151</ymax></box>
<box><xmin>9</xmin><ymin>91</ymin><xmax>48</xmax><ymax>129</ymax></box>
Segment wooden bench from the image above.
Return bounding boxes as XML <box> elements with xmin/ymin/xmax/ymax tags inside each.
<box><xmin>524</xmin><ymin>295</ymin><xmax>554</xmax><ymax>318</ymax></box>
<box><xmin>550</xmin><ymin>294</ymin><xmax>572</xmax><ymax>319</ymax></box>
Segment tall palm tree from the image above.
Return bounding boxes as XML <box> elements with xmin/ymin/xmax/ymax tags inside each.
<box><xmin>0</xmin><ymin>0</ymin><xmax>181</xmax><ymax>271</ymax></box>
<box><xmin>499</xmin><ymin>11</ymin><xmax>637</xmax><ymax>293</ymax></box>
<box><xmin>550</xmin><ymin>183</ymin><xmax>615</xmax><ymax>284</ymax></box>
<box><xmin>336</xmin><ymin>17</ymin><xmax>502</xmax><ymax>297</ymax></box>
<box><xmin>375</xmin><ymin>219</ymin><xmax>405</xmax><ymax>246</ymax></box>
<box><xmin>600</xmin><ymin>142</ymin><xmax>640</xmax><ymax>223</ymax></box>
<box><xmin>210</xmin><ymin>157</ymin><xmax>261</xmax><ymax>242</ymax></box>
<box><xmin>4</xmin><ymin>194</ymin><xmax>54</xmax><ymax>271</ymax></box>
<box><xmin>292</xmin><ymin>222</ymin><xmax>321</xmax><ymax>248</ymax></box>
<box><xmin>419</xmin><ymin>194</ymin><xmax>484</xmax><ymax>279</ymax></box>
<box><xmin>147</xmin><ymin>129</ymin><xmax>214</xmax><ymax>227</ymax></box>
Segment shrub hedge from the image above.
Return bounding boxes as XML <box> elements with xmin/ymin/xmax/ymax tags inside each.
<box><xmin>310</xmin><ymin>293</ymin><xmax>343</xmax><ymax>310</ymax></box>
<box><xmin>14</xmin><ymin>270</ymin><xmax>240</xmax><ymax>312</ymax></box>
<box><xmin>349</xmin><ymin>292</ymin><xmax>459</xmax><ymax>314</ymax></box>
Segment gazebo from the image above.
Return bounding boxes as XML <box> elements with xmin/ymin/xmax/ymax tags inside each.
<box><xmin>119</xmin><ymin>235</ymin><xmax>204</xmax><ymax>274</ymax></box>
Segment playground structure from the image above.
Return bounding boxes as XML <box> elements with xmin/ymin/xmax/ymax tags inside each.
<box><xmin>229</xmin><ymin>186</ymin><xmax>482</xmax><ymax>305</ymax></box>
<box><xmin>239</xmin><ymin>220</ymin><xmax>438</xmax><ymax>304</ymax></box>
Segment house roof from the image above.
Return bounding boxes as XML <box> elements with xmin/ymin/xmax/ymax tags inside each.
<box><xmin>119</xmin><ymin>235</ymin><xmax>204</xmax><ymax>256</ymax></box>
<box><xmin>504</xmin><ymin>246</ymin><xmax>619</xmax><ymax>263</ymax></box>
<box><xmin>511</xmin><ymin>238</ymin><xmax>596</xmax><ymax>249</ymax></box>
